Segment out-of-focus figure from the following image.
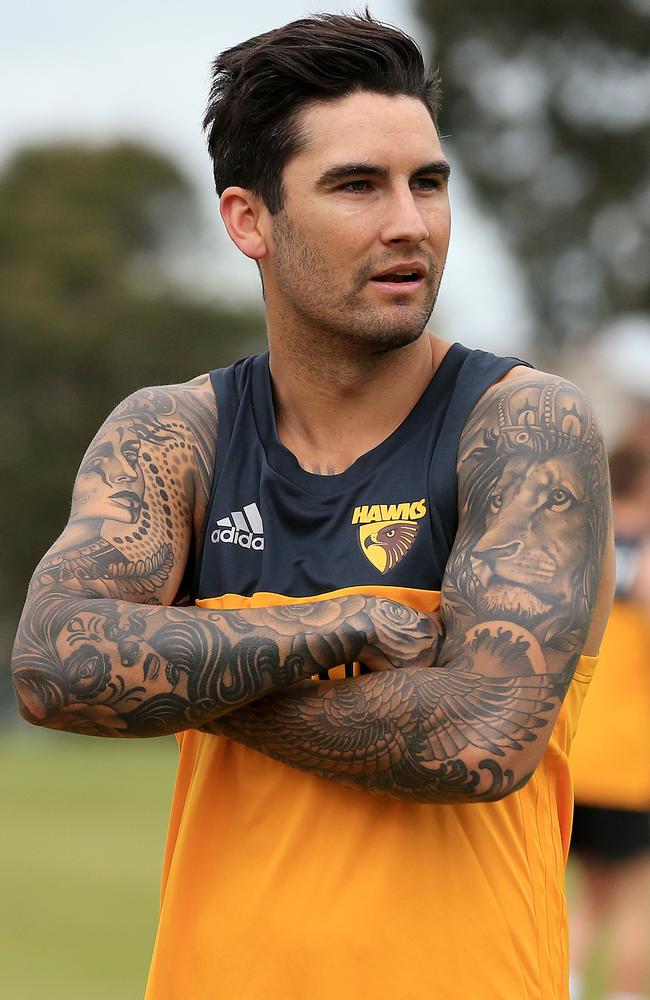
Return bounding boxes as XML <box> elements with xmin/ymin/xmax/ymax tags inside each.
<box><xmin>570</xmin><ymin>442</ymin><xmax>650</xmax><ymax>1000</ymax></box>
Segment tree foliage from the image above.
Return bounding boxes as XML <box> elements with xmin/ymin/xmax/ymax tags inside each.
<box><xmin>1</xmin><ymin>142</ymin><xmax>263</xmax><ymax>697</ymax></box>
<box><xmin>417</xmin><ymin>0</ymin><xmax>650</xmax><ymax>357</ymax></box>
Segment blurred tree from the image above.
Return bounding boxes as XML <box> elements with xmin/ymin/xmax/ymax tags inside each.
<box><xmin>0</xmin><ymin>142</ymin><xmax>263</xmax><ymax>707</ymax></box>
<box><xmin>418</xmin><ymin>0</ymin><xmax>650</xmax><ymax>359</ymax></box>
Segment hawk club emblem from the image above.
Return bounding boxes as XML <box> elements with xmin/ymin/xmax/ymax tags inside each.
<box><xmin>351</xmin><ymin>499</ymin><xmax>427</xmax><ymax>573</ymax></box>
<box><xmin>359</xmin><ymin>520</ymin><xmax>419</xmax><ymax>573</ymax></box>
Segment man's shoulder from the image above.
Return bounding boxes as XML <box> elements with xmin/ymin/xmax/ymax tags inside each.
<box><xmin>479</xmin><ymin>366</ymin><xmax>592</xmax><ymax>417</ymax></box>
<box><xmin>498</xmin><ymin>362</ymin><xmax>537</xmax><ymax>384</ymax></box>
<box><xmin>115</xmin><ymin>374</ymin><xmax>218</xmax><ymax>502</ymax></box>
<box><xmin>116</xmin><ymin>373</ymin><xmax>217</xmax><ymax>429</ymax></box>
<box><xmin>459</xmin><ymin>366</ymin><xmax>605</xmax><ymax>469</ymax></box>
<box><xmin>120</xmin><ymin>372</ymin><xmax>214</xmax><ymax>409</ymax></box>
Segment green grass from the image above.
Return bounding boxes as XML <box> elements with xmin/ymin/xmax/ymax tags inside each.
<box><xmin>1</xmin><ymin>727</ymin><xmax>177</xmax><ymax>1000</ymax></box>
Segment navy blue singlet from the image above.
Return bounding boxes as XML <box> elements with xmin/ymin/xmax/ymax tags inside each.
<box><xmin>195</xmin><ymin>343</ymin><xmax>528</xmax><ymax>601</ymax></box>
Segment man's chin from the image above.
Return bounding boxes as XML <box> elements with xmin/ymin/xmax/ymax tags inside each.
<box><xmin>346</xmin><ymin>308</ymin><xmax>433</xmax><ymax>352</ymax></box>
<box><xmin>365</xmin><ymin>327</ymin><xmax>425</xmax><ymax>352</ymax></box>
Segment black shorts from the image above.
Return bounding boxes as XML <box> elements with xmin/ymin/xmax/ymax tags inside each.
<box><xmin>571</xmin><ymin>803</ymin><xmax>650</xmax><ymax>863</ymax></box>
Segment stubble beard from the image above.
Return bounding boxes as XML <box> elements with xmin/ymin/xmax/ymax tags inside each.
<box><xmin>271</xmin><ymin>212</ymin><xmax>442</xmax><ymax>353</ymax></box>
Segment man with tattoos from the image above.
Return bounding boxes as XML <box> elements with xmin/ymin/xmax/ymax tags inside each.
<box><xmin>12</xmin><ymin>12</ymin><xmax>614</xmax><ymax>1000</ymax></box>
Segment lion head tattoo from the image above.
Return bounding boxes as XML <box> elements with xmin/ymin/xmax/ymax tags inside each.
<box><xmin>452</xmin><ymin>381</ymin><xmax>608</xmax><ymax>632</ymax></box>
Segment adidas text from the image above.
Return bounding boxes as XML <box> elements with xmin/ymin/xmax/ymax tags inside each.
<box><xmin>211</xmin><ymin>525</ymin><xmax>264</xmax><ymax>550</ymax></box>
<box><xmin>210</xmin><ymin>502</ymin><xmax>265</xmax><ymax>550</ymax></box>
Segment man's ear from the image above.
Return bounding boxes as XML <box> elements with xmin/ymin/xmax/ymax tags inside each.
<box><xmin>219</xmin><ymin>187</ymin><xmax>268</xmax><ymax>260</ymax></box>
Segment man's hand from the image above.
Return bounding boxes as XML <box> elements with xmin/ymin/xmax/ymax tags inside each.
<box><xmin>249</xmin><ymin>598</ymin><xmax>443</xmax><ymax>676</ymax></box>
<box><xmin>358</xmin><ymin>601</ymin><xmax>444</xmax><ymax>672</ymax></box>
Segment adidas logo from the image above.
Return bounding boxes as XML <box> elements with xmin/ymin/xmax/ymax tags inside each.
<box><xmin>210</xmin><ymin>502</ymin><xmax>264</xmax><ymax>550</ymax></box>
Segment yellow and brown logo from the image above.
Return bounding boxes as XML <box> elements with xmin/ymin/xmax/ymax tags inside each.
<box><xmin>352</xmin><ymin>499</ymin><xmax>427</xmax><ymax>573</ymax></box>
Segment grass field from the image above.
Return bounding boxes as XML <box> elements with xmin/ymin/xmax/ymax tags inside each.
<box><xmin>1</xmin><ymin>726</ymin><xmax>176</xmax><ymax>1000</ymax></box>
<box><xmin>2</xmin><ymin>725</ymin><xmax>613</xmax><ymax>1000</ymax></box>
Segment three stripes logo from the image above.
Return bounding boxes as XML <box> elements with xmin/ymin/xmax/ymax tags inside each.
<box><xmin>210</xmin><ymin>502</ymin><xmax>265</xmax><ymax>551</ymax></box>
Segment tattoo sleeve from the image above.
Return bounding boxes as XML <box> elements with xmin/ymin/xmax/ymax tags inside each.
<box><xmin>11</xmin><ymin>378</ymin><xmax>439</xmax><ymax>736</ymax></box>
<box><xmin>202</xmin><ymin>376</ymin><xmax>612</xmax><ymax>803</ymax></box>
<box><xmin>12</xmin><ymin>590</ymin><xmax>436</xmax><ymax>737</ymax></box>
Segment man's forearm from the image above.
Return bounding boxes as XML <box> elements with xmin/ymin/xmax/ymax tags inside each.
<box><xmin>202</xmin><ymin>661</ymin><xmax>559</xmax><ymax>804</ymax></box>
<box><xmin>11</xmin><ymin>589</ymin><xmax>352</xmax><ymax>736</ymax></box>
<box><xmin>12</xmin><ymin>588</ymin><xmax>437</xmax><ymax>738</ymax></box>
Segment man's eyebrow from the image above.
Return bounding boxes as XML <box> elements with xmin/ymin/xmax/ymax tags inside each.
<box><xmin>316</xmin><ymin>159</ymin><xmax>451</xmax><ymax>186</ymax></box>
<box><xmin>316</xmin><ymin>163</ymin><xmax>389</xmax><ymax>186</ymax></box>
<box><xmin>412</xmin><ymin>160</ymin><xmax>451</xmax><ymax>181</ymax></box>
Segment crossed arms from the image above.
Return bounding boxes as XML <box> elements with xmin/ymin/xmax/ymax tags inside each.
<box><xmin>11</xmin><ymin>370</ymin><xmax>613</xmax><ymax>803</ymax></box>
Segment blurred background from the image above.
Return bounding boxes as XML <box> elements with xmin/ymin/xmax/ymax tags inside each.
<box><xmin>2</xmin><ymin>1</ymin><xmax>650</xmax><ymax>997</ymax></box>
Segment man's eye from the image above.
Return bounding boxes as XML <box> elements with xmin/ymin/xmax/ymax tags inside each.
<box><xmin>412</xmin><ymin>178</ymin><xmax>441</xmax><ymax>191</ymax></box>
<box><xmin>122</xmin><ymin>450</ymin><xmax>139</xmax><ymax>468</ymax></box>
<box><xmin>548</xmin><ymin>488</ymin><xmax>574</xmax><ymax>510</ymax></box>
<box><xmin>340</xmin><ymin>180</ymin><xmax>372</xmax><ymax>193</ymax></box>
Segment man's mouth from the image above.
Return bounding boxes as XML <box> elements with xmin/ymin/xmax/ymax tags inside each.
<box><xmin>369</xmin><ymin>262</ymin><xmax>426</xmax><ymax>289</ymax></box>
<box><xmin>373</xmin><ymin>273</ymin><xmax>419</xmax><ymax>283</ymax></box>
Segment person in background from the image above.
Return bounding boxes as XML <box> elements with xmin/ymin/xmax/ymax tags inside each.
<box><xmin>570</xmin><ymin>442</ymin><xmax>650</xmax><ymax>1000</ymax></box>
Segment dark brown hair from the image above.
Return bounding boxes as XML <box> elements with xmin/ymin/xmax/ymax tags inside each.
<box><xmin>203</xmin><ymin>10</ymin><xmax>441</xmax><ymax>214</ymax></box>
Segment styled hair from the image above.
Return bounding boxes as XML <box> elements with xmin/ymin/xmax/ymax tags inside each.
<box><xmin>203</xmin><ymin>10</ymin><xmax>441</xmax><ymax>214</ymax></box>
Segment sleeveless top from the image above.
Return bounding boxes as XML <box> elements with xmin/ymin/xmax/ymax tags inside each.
<box><xmin>145</xmin><ymin>344</ymin><xmax>599</xmax><ymax>1000</ymax></box>
<box><xmin>195</xmin><ymin>344</ymin><xmax>512</xmax><ymax>599</ymax></box>
<box><xmin>571</xmin><ymin>534</ymin><xmax>650</xmax><ymax>810</ymax></box>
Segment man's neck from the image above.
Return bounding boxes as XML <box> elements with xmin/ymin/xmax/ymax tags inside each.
<box><xmin>267</xmin><ymin>330</ymin><xmax>451</xmax><ymax>475</ymax></box>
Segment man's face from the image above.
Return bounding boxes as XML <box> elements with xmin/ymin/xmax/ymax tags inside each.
<box><xmin>263</xmin><ymin>91</ymin><xmax>451</xmax><ymax>351</ymax></box>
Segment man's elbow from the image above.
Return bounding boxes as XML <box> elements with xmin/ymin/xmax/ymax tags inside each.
<box><xmin>11</xmin><ymin>629</ymin><xmax>64</xmax><ymax>729</ymax></box>
<box><xmin>15</xmin><ymin>692</ymin><xmax>47</xmax><ymax>728</ymax></box>
<box><xmin>415</xmin><ymin>750</ymin><xmax>536</xmax><ymax>805</ymax></box>
<box><xmin>476</xmin><ymin>760</ymin><xmax>535</xmax><ymax>803</ymax></box>
<box><xmin>11</xmin><ymin>662</ymin><xmax>54</xmax><ymax>728</ymax></box>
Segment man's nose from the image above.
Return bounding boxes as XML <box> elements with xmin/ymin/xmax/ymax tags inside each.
<box><xmin>379</xmin><ymin>188</ymin><xmax>429</xmax><ymax>245</ymax></box>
